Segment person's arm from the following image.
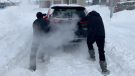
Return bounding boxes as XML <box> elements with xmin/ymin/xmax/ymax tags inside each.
<box><xmin>31</xmin><ymin>21</ymin><xmax>42</xmax><ymax>49</ymax></box>
<box><xmin>33</xmin><ymin>21</ymin><xmax>42</xmax><ymax>37</ymax></box>
<box><xmin>44</xmin><ymin>19</ymin><xmax>51</xmax><ymax>33</ymax></box>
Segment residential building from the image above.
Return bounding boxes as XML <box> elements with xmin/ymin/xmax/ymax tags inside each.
<box><xmin>39</xmin><ymin>0</ymin><xmax>86</xmax><ymax>8</ymax></box>
<box><xmin>91</xmin><ymin>0</ymin><xmax>110</xmax><ymax>5</ymax></box>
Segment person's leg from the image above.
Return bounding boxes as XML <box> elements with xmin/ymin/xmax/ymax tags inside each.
<box><xmin>38</xmin><ymin>51</ymin><xmax>45</xmax><ymax>62</ymax></box>
<box><xmin>29</xmin><ymin>47</ymin><xmax>38</xmax><ymax>71</ymax></box>
<box><xmin>87</xmin><ymin>36</ymin><xmax>96</xmax><ymax>60</ymax></box>
<box><xmin>96</xmin><ymin>36</ymin><xmax>110</xmax><ymax>74</ymax></box>
<box><xmin>29</xmin><ymin>36</ymin><xmax>40</xmax><ymax>71</ymax></box>
<box><xmin>96</xmin><ymin>36</ymin><xmax>105</xmax><ymax>61</ymax></box>
<box><xmin>38</xmin><ymin>46</ymin><xmax>45</xmax><ymax>62</ymax></box>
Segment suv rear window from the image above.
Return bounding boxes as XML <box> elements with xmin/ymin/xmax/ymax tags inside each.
<box><xmin>51</xmin><ymin>7</ymin><xmax>86</xmax><ymax>18</ymax></box>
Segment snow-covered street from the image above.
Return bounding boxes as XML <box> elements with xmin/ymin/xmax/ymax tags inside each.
<box><xmin>0</xmin><ymin>2</ymin><xmax>135</xmax><ymax>76</ymax></box>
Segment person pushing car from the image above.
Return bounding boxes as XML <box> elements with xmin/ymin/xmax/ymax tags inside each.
<box><xmin>29</xmin><ymin>12</ymin><xmax>50</xmax><ymax>71</ymax></box>
<box><xmin>82</xmin><ymin>10</ymin><xmax>110</xmax><ymax>75</ymax></box>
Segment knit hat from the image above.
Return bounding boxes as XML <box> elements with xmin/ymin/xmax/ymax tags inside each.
<box><xmin>36</xmin><ymin>12</ymin><xmax>43</xmax><ymax>18</ymax></box>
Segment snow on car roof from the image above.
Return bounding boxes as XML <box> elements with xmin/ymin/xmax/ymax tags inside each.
<box><xmin>50</xmin><ymin>4</ymin><xmax>83</xmax><ymax>7</ymax></box>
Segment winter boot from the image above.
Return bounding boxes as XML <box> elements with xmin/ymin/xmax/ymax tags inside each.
<box><xmin>99</xmin><ymin>61</ymin><xmax>110</xmax><ymax>75</ymax></box>
<box><xmin>38</xmin><ymin>52</ymin><xmax>45</xmax><ymax>62</ymax></box>
<box><xmin>38</xmin><ymin>56</ymin><xmax>45</xmax><ymax>62</ymax></box>
<box><xmin>29</xmin><ymin>66</ymin><xmax>36</xmax><ymax>71</ymax></box>
<box><xmin>88</xmin><ymin>49</ymin><xmax>96</xmax><ymax>61</ymax></box>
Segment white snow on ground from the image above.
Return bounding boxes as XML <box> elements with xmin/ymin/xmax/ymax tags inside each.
<box><xmin>0</xmin><ymin>2</ymin><xmax>135</xmax><ymax>76</ymax></box>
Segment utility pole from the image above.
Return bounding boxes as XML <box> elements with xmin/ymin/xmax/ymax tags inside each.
<box><xmin>67</xmin><ymin>0</ymin><xmax>69</xmax><ymax>5</ymax></box>
<box><xmin>36</xmin><ymin>0</ymin><xmax>38</xmax><ymax>4</ymax></box>
<box><xmin>110</xmin><ymin>0</ymin><xmax>113</xmax><ymax>18</ymax></box>
<box><xmin>88</xmin><ymin>0</ymin><xmax>90</xmax><ymax>5</ymax></box>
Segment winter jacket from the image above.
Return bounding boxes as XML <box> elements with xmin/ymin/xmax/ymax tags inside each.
<box><xmin>33</xmin><ymin>18</ymin><xmax>50</xmax><ymax>37</ymax></box>
<box><xmin>82</xmin><ymin>11</ymin><xmax>105</xmax><ymax>36</ymax></box>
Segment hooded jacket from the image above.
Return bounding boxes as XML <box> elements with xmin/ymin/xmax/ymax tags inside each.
<box><xmin>33</xmin><ymin>18</ymin><xmax>50</xmax><ymax>37</ymax></box>
<box><xmin>83</xmin><ymin>11</ymin><xmax>105</xmax><ymax>36</ymax></box>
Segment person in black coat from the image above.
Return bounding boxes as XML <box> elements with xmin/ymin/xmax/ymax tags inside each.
<box><xmin>29</xmin><ymin>12</ymin><xmax>50</xmax><ymax>71</ymax></box>
<box><xmin>82</xmin><ymin>11</ymin><xmax>110</xmax><ymax>75</ymax></box>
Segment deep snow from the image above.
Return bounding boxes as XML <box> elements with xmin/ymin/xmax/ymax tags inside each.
<box><xmin>0</xmin><ymin>2</ymin><xmax>135</xmax><ymax>76</ymax></box>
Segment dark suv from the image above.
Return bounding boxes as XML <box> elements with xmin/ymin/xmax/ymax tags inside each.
<box><xmin>114</xmin><ymin>1</ymin><xmax>135</xmax><ymax>13</ymax></box>
<box><xmin>44</xmin><ymin>4</ymin><xmax>88</xmax><ymax>42</ymax></box>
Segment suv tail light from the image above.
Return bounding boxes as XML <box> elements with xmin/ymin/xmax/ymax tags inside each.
<box><xmin>80</xmin><ymin>21</ymin><xmax>87</xmax><ymax>23</ymax></box>
<box><xmin>116</xmin><ymin>7</ymin><xmax>120</xmax><ymax>9</ymax></box>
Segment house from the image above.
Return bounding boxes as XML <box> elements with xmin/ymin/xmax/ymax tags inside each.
<box><xmin>91</xmin><ymin>0</ymin><xmax>110</xmax><ymax>5</ymax></box>
<box><xmin>39</xmin><ymin>0</ymin><xmax>86</xmax><ymax>8</ymax></box>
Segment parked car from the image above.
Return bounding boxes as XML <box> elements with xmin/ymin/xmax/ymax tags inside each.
<box><xmin>44</xmin><ymin>4</ymin><xmax>88</xmax><ymax>42</ymax></box>
<box><xmin>113</xmin><ymin>1</ymin><xmax>135</xmax><ymax>13</ymax></box>
<box><xmin>0</xmin><ymin>5</ymin><xmax>6</xmax><ymax>9</ymax></box>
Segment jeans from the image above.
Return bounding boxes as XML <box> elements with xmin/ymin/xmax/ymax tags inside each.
<box><xmin>87</xmin><ymin>35</ymin><xmax>106</xmax><ymax>61</ymax></box>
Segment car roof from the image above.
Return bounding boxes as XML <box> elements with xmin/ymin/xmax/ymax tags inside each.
<box><xmin>50</xmin><ymin>4</ymin><xmax>84</xmax><ymax>8</ymax></box>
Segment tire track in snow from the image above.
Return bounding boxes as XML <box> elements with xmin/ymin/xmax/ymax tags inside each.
<box><xmin>1</xmin><ymin>39</ymin><xmax>130</xmax><ymax>76</ymax></box>
<box><xmin>1</xmin><ymin>41</ymin><xmax>104</xmax><ymax>76</ymax></box>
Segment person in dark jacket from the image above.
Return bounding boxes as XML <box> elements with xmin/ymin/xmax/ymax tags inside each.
<box><xmin>29</xmin><ymin>12</ymin><xmax>50</xmax><ymax>71</ymax></box>
<box><xmin>82</xmin><ymin>11</ymin><xmax>110</xmax><ymax>75</ymax></box>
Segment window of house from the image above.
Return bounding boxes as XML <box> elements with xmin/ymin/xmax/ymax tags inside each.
<box><xmin>72</xmin><ymin>0</ymin><xmax>77</xmax><ymax>4</ymax></box>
